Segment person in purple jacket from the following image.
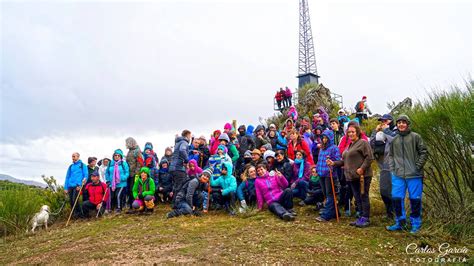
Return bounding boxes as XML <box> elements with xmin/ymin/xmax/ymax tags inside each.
<box><xmin>291</xmin><ymin>150</ymin><xmax>311</xmax><ymax>206</ymax></box>
<box><xmin>255</xmin><ymin>164</ymin><xmax>296</xmax><ymax>221</ymax></box>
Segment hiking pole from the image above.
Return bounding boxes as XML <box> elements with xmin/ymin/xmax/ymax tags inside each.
<box><xmin>66</xmin><ymin>180</ymin><xmax>85</xmax><ymax>227</ymax></box>
<box><xmin>360</xmin><ymin>175</ymin><xmax>365</xmax><ymax>196</ymax></box>
<box><xmin>96</xmin><ymin>187</ymin><xmax>109</xmax><ymax>218</ymax></box>
<box><xmin>327</xmin><ymin>157</ymin><xmax>339</xmax><ymax>223</ymax></box>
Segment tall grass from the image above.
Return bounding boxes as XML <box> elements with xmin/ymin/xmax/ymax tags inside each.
<box><xmin>0</xmin><ymin>176</ymin><xmax>66</xmax><ymax>235</ymax></box>
<box><xmin>407</xmin><ymin>80</ymin><xmax>473</xmax><ymax>241</ymax></box>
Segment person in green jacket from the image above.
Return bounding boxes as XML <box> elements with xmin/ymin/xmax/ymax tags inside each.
<box><xmin>131</xmin><ymin>167</ymin><xmax>156</xmax><ymax>214</ymax></box>
<box><xmin>210</xmin><ymin>161</ymin><xmax>237</xmax><ymax>215</ymax></box>
<box><xmin>386</xmin><ymin>115</ymin><xmax>428</xmax><ymax>234</ymax></box>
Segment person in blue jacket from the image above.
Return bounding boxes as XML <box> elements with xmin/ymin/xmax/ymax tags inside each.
<box><xmin>237</xmin><ymin>165</ymin><xmax>257</xmax><ymax>212</ymax></box>
<box><xmin>105</xmin><ymin>149</ymin><xmax>130</xmax><ymax>213</ymax></box>
<box><xmin>64</xmin><ymin>152</ymin><xmax>88</xmax><ymax>218</ymax></box>
<box><xmin>210</xmin><ymin>161</ymin><xmax>237</xmax><ymax>215</ymax></box>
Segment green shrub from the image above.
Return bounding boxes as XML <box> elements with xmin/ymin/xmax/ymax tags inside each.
<box><xmin>406</xmin><ymin>80</ymin><xmax>473</xmax><ymax>241</ymax></box>
<box><xmin>0</xmin><ymin>176</ymin><xmax>67</xmax><ymax>235</ymax></box>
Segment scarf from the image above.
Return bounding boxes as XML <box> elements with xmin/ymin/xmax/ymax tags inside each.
<box><xmin>295</xmin><ymin>158</ymin><xmax>305</xmax><ymax>179</ymax></box>
<box><xmin>112</xmin><ymin>160</ymin><xmax>122</xmax><ymax>190</ymax></box>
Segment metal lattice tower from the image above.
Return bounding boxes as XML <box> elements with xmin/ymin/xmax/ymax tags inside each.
<box><xmin>297</xmin><ymin>0</ymin><xmax>320</xmax><ymax>87</ymax></box>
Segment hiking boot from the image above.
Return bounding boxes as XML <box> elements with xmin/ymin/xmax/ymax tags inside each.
<box><xmin>410</xmin><ymin>217</ymin><xmax>422</xmax><ymax>234</ymax></box>
<box><xmin>166</xmin><ymin>211</ymin><xmax>178</xmax><ymax>219</ymax></box>
<box><xmin>355</xmin><ymin>211</ymin><xmax>360</xmax><ymax>218</ymax></box>
<box><xmin>298</xmin><ymin>200</ymin><xmax>306</xmax><ymax>207</ymax></box>
<box><xmin>314</xmin><ymin>202</ymin><xmax>323</xmax><ymax>211</ymax></box>
<box><xmin>386</xmin><ymin>219</ymin><xmax>407</xmax><ymax>231</ymax></box>
<box><xmin>288</xmin><ymin>209</ymin><xmax>297</xmax><ymax>216</ymax></box>
<box><xmin>115</xmin><ymin>208</ymin><xmax>122</xmax><ymax>214</ymax></box>
<box><xmin>345</xmin><ymin>210</ymin><xmax>351</xmax><ymax>217</ymax></box>
<box><xmin>355</xmin><ymin>217</ymin><xmax>370</xmax><ymax>228</ymax></box>
<box><xmin>126</xmin><ymin>209</ymin><xmax>136</xmax><ymax>214</ymax></box>
<box><xmin>282</xmin><ymin>213</ymin><xmax>295</xmax><ymax>221</ymax></box>
<box><xmin>315</xmin><ymin>216</ymin><xmax>328</xmax><ymax>222</ymax></box>
<box><xmin>349</xmin><ymin>218</ymin><xmax>360</xmax><ymax>226</ymax></box>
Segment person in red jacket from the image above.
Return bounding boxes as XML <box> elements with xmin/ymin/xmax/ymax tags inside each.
<box><xmin>81</xmin><ymin>170</ymin><xmax>109</xmax><ymax>218</ymax></box>
<box><xmin>287</xmin><ymin>129</ymin><xmax>314</xmax><ymax>165</ymax></box>
<box><xmin>275</xmin><ymin>89</ymin><xmax>283</xmax><ymax>110</ymax></box>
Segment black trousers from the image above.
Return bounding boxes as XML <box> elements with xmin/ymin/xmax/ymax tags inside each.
<box><xmin>81</xmin><ymin>201</ymin><xmax>105</xmax><ymax>217</ymax></box>
<box><xmin>170</xmin><ymin>171</ymin><xmax>188</xmax><ymax>199</ymax></box>
<box><xmin>68</xmin><ymin>187</ymin><xmax>82</xmax><ymax>217</ymax></box>
<box><xmin>349</xmin><ymin>176</ymin><xmax>372</xmax><ymax>218</ymax></box>
<box><xmin>268</xmin><ymin>188</ymin><xmax>293</xmax><ymax>219</ymax></box>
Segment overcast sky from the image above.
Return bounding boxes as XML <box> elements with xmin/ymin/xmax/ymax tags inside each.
<box><xmin>0</xmin><ymin>0</ymin><xmax>472</xmax><ymax>183</ymax></box>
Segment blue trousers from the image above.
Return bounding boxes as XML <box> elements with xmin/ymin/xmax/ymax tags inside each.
<box><xmin>292</xmin><ymin>180</ymin><xmax>309</xmax><ymax>200</ymax></box>
<box><xmin>391</xmin><ymin>174</ymin><xmax>423</xmax><ymax>226</ymax></box>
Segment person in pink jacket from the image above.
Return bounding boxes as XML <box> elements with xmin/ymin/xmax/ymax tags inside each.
<box><xmin>255</xmin><ymin>164</ymin><xmax>296</xmax><ymax>221</ymax></box>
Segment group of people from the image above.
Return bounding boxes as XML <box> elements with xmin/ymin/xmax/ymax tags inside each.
<box><xmin>63</xmin><ymin>101</ymin><xmax>427</xmax><ymax>234</ymax></box>
<box><xmin>274</xmin><ymin>87</ymin><xmax>293</xmax><ymax>110</ymax></box>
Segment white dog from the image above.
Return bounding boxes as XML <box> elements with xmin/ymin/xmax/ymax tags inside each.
<box><xmin>30</xmin><ymin>205</ymin><xmax>50</xmax><ymax>233</ymax></box>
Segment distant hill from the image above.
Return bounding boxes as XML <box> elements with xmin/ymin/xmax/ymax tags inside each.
<box><xmin>0</xmin><ymin>174</ymin><xmax>46</xmax><ymax>188</ymax></box>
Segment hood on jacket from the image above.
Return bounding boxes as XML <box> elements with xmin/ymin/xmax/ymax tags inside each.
<box><xmin>321</xmin><ymin>129</ymin><xmax>335</xmax><ymax>148</ymax></box>
<box><xmin>218</xmin><ymin>133</ymin><xmax>230</xmax><ymax>143</ymax></box>
<box><xmin>255</xmin><ymin>125</ymin><xmax>265</xmax><ymax>134</ymax></box>
<box><xmin>238</xmin><ymin>125</ymin><xmax>246</xmax><ymax>136</ymax></box>
<box><xmin>224</xmin><ymin>123</ymin><xmax>233</xmax><ymax>131</ymax></box>
<box><xmin>246</xmin><ymin>125</ymin><xmax>255</xmax><ymax>136</ymax></box>
<box><xmin>221</xmin><ymin>161</ymin><xmax>233</xmax><ymax>178</ymax></box>
<box><xmin>144</xmin><ymin>142</ymin><xmax>153</xmax><ymax>151</ymax></box>
<box><xmin>217</xmin><ymin>144</ymin><xmax>228</xmax><ymax>154</ymax></box>
<box><xmin>396</xmin><ymin>114</ymin><xmax>411</xmax><ymax>125</ymax></box>
<box><xmin>314</xmin><ymin>125</ymin><xmax>324</xmax><ymax>135</ymax></box>
<box><xmin>187</xmin><ymin>159</ymin><xmax>203</xmax><ymax>176</ymax></box>
<box><xmin>113</xmin><ymin>149</ymin><xmax>124</xmax><ymax>159</ymax></box>
<box><xmin>285</xmin><ymin>118</ymin><xmax>294</xmax><ymax>127</ymax></box>
<box><xmin>213</xmin><ymin>130</ymin><xmax>222</xmax><ymax>138</ymax></box>
<box><xmin>175</xmin><ymin>136</ymin><xmax>188</xmax><ymax>144</ymax></box>
<box><xmin>125</xmin><ymin>137</ymin><xmax>138</xmax><ymax>149</ymax></box>
<box><xmin>159</xmin><ymin>158</ymin><xmax>169</xmax><ymax>167</ymax></box>
<box><xmin>140</xmin><ymin>167</ymin><xmax>151</xmax><ymax>177</ymax></box>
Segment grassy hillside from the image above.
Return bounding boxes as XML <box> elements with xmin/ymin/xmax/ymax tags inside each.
<box><xmin>1</xmin><ymin>202</ymin><xmax>471</xmax><ymax>264</ymax></box>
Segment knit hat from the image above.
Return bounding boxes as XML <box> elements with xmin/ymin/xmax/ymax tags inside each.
<box><xmin>262</xmin><ymin>143</ymin><xmax>273</xmax><ymax>151</ymax></box>
<box><xmin>269</xmin><ymin>124</ymin><xmax>276</xmax><ymax>130</ymax></box>
<box><xmin>217</xmin><ymin>144</ymin><xmax>228</xmax><ymax>154</ymax></box>
<box><xmin>224</xmin><ymin>123</ymin><xmax>233</xmax><ymax>131</ymax></box>
<box><xmin>338</xmin><ymin>109</ymin><xmax>345</xmax><ymax>114</ymax></box>
<box><xmin>91</xmin><ymin>169</ymin><xmax>99</xmax><ymax>177</ymax></box>
<box><xmin>263</xmin><ymin>150</ymin><xmax>276</xmax><ymax>161</ymax></box>
<box><xmin>202</xmin><ymin>168</ymin><xmax>213</xmax><ymax>177</ymax></box>
<box><xmin>140</xmin><ymin>167</ymin><xmax>150</xmax><ymax>176</ymax></box>
<box><xmin>218</xmin><ymin>133</ymin><xmax>230</xmax><ymax>143</ymax></box>
<box><xmin>362</xmin><ymin>96</ymin><xmax>367</xmax><ymax>100</ymax></box>
<box><xmin>251</xmin><ymin>149</ymin><xmax>262</xmax><ymax>156</ymax></box>
<box><xmin>244</xmin><ymin>150</ymin><xmax>252</xmax><ymax>158</ymax></box>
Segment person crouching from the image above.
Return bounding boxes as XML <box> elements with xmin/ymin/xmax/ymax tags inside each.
<box><xmin>167</xmin><ymin>168</ymin><xmax>212</xmax><ymax>218</ymax></box>
<box><xmin>81</xmin><ymin>170</ymin><xmax>109</xmax><ymax>218</ymax></box>
<box><xmin>131</xmin><ymin>167</ymin><xmax>156</xmax><ymax>214</ymax></box>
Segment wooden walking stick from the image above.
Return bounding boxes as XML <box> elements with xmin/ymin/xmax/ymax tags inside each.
<box><xmin>327</xmin><ymin>157</ymin><xmax>339</xmax><ymax>223</ymax></box>
<box><xmin>360</xmin><ymin>175</ymin><xmax>365</xmax><ymax>196</ymax></box>
<box><xmin>66</xmin><ymin>180</ymin><xmax>86</xmax><ymax>226</ymax></box>
<box><xmin>96</xmin><ymin>186</ymin><xmax>109</xmax><ymax>218</ymax></box>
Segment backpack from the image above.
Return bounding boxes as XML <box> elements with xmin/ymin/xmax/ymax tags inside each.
<box><xmin>372</xmin><ymin>140</ymin><xmax>386</xmax><ymax>159</ymax></box>
<box><xmin>355</xmin><ymin>101</ymin><xmax>364</xmax><ymax>112</ymax></box>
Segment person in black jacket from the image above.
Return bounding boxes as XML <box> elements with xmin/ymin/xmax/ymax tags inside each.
<box><xmin>169</xmin><ymin>130</ymin><xmax>192</xmax><ymax>201</ymax></box>
<box><xmin>274</xmin><ymin>150</ymin><xmax>293</xmax><ymax>185</ymax></box>
<box><xmin>156</xmin><ymin>159</ymin><xmax>173</xmax><ymax>203</ymax></box>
